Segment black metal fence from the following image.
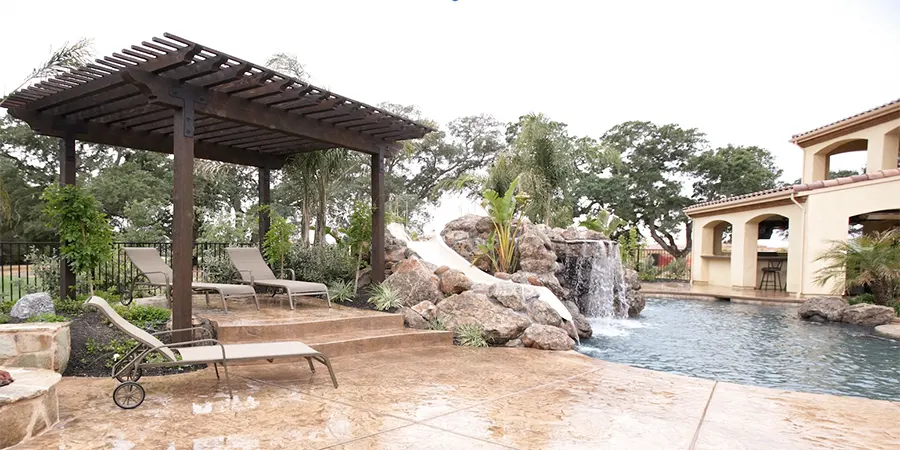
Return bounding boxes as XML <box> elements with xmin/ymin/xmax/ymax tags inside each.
<box><xmin>623</xmin><ymin>248</ymin><xmax>692</xmax><ymax>281</ymax></box>
<box><xmin>0</xmin><ymin>241</ymin><xmax>251</xmax><ymax>301</ymax></box>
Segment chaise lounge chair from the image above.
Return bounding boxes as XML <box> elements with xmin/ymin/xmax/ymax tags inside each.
<box><xmin>122</xmin><ymin>247</ymin><xmax>259</xmax><ymax>313</ymax></box>
<box><xmin>86</xmin><ymin>296</ymin><xmax>337</xmax><ymax>409</ymax></box>
<box><xmin>226</xmin><ymin>247</ymin><xmax>330</xmax><ymax>310</ymax></box>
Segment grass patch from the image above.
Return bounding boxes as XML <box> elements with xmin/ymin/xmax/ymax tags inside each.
<box><xmin>25</xmin><ymin>313</ymin><xmax>69</xmax><ymax>323</ymax></box>
<box><xmin>367</xmin><ymin>283</ymin><xmax>402</xmax><ymax>311</ymax></box>
<box><xmin>427</xmin><ymin>316</ymin><xmax>447</xmax><ymax>331</ymax></box>
<box><xmin>328</xmin><ymin>281</ymin><xmax>355</xmax><ymax>303</ymax></box>
<box><xmin>111</xmin><ymin>304</ymin><xmax>170</xmax><ymax>329</ymax></box>
<box><xmin>454</xmin><ymin>323</ymin><xmax>488</xmax><ymax>347</ymax></box>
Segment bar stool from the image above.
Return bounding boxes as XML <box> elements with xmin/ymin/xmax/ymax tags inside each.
<box><xmin>759</xmin><ymin>259</ymin><xmax>784</xmax><ymax>291</ymax></box>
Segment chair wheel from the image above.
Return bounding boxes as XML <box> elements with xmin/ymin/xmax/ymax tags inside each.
<box><xmin>120</xmin><ymin>288</ymin><xmax>133</xmax><ymax>306</ymax></box>
<box><xmin>113</xmin><ymin>382</ymin><xmax>145</xmax><ymax>409</ymax></box>
<box><xmin>115</xmin><ymin>366</ymin><xmax>143</xmax><ymax>383</ymax></box>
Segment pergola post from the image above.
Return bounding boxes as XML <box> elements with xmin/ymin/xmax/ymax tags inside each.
<box><xmin>371</xmin><ymin>151</ymin><xmax>386</xmax><ymax>283</ymax></box>
<box><xmin>171</xmin><ymin>106</ymin><xmax>195</xmax><ymax>342</ymax></box>
<box><xmin>58</xmin><ymin>133</ymin><xmax>76</xmax><ymax>300</ymax></box>
<box><xmin>258</xmin><ymin>167</ymin><xmax>271</xmax><ymax>245</ymax></box>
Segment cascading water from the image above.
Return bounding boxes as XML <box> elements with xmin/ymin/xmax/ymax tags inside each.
<box><xmin>557</xmin><ymin>239</ymin><xmax>630</xmax><ymax>319</ymax></box>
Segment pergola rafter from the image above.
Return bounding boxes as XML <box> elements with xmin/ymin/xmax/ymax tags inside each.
<box><xmin>1</xmin><ymin>33</ymin><xmax>433</xmax><ymax>340</ymax></box>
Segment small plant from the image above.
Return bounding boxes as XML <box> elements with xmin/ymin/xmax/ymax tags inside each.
<box><xmin>815</xmin><ymin>230</ymin><xmax>900</xmax><ymax>305</ymax></box>
<box><xmin>580</xmin><ymin>208</ymin><xmax>624</xmax><ymax>238</ymax></box>
<box><xmin>454</xmin><ymin>323</ymin><xmax>488</xmax><ymax>347</ymax></box>
<box><xmin>0</xmin><ymin>313</ymin><xmax>9</xmax><ymax>324</ymax></box>
<box><xmin>848</xmin><ymin>293</ymin><xmax>877</xmax><ymax>305</ymax></box>
<box><xmin>664</xmin><ymin>258</ymin><xmax>689</xmax><ymax>280</ymax></box>
<box><xmin>263</xmin><ymin>210</ymin><xmax>296</xmax><ymax>278</ymax></box>
<box><xmin>427</xmin><ymin>316</ymin><xmax>447</xmax><ymax>331</ymax></box>
<box><xmin>0</xmin><ymin>298</ymin><xmax>15</xmax><ymax>315</ymax></box>
<box><xmin>367</xmin><ymin>283</ymin><xmax>402</xmax><ymax>311</ymax></box>
<box><xmin>25</xmin><ymin>313</ymin><xmax>69</xmax><ymax>323</ymax></box>
<box><xmin>617</xmin><ymin>228</ymin><xmax>644</xmax><ymax>269</ymax></box>
<box><xmin>328</xmin><ymin>281</ymin><xmax>355</xmax><ymax>303</ymax></box>
<box><xmin>200</xmin><ymin>252</ymin><xmax>238</xmax><ymax>284</ymax></box>
<box><xmin>479</xmin><ymin>175</ymin><xmax>524</xmax><ymax>274</ymax></box>
<box><xmin>112</xmin><ymin>304</ymin><xmax>170</xmax><ymax>329</ymax></box>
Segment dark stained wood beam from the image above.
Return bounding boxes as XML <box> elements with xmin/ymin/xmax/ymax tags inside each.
<box><xmin>258</xmin><ymin>167</ymin><xmax>271</xmax><ymax>246</ymax></box>
<box><xmin>59</xmin><ymin>133</ymin><xmax>76</xmax><ymax>300</ymax></box>
<box><xmin>171</xmin><ymin>108</ymin><xmax>193</xmax><ymax>342</ymax></box>
<box><xmin>371</xmin><ymin>151</ymin><xmax>386</xmax><ymax>283</ymax></box>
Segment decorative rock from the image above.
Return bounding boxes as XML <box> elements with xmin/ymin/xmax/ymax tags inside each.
<box><xmin>840</xmin><ymin>304</ymin><xmax>896</xmax><ymax>327</ymax></box>
<box><xmin>0</xmin><ymin>369</ymin><xmax>12</xmax><ymax>387</ymax></box>
<box><xmin>521</xmin><ymin>324</ymin><xmax>575</xmax><ymax>351</ymax></box>
<box><xmin>627</xmin><ymin>290</ymin><xmax>646</xmax><ymax>317</ymax></box>
<box><xmin>517</xmin><ymin>224</ymin><xmax>559</xmax><ymax>274</ymax></box>
<box><xmin>525</xmin><ymin>297</ymin><xmax>562</xmax><ymax>328</ymax></box>
<box><xmin>469</xmin><ymin>283</ymin><xmax>491</xmax><ymax>296</ymax></box>
<box><xmin>563</xmin><ymin>301</ymin><xmax>593</xmax><ymax>339</ymax></box>
<box><xmin>411</xmin><ymin>301</ymin><xmax>437</xmax><ymax>321</ymax></box>
<box><xmin>434</xmin><ymin>265</ymin><xmax>451</xmax><ymax>276</ymax></box>
<box><xmin>624</xmin><ymin>268</ymin><xmax>641</xmax><ymax>291</ymax></box>
<box><xmin>10</xmin><ymin>293</ymin><xmax>54</xmax><ymax>320</ymax></box>
<box><xmin>399</xmin><ymin>306</ymin><xmax>429</xmax><ymax>329</ymax></box>
<box><xmin>488</xmin><ymin>282</ymin><xmax>530</xmax><ymax>312</ymax></box>
<box><xmin>0</xmin><ymin>323</ymin><xmax>70</xmax><ymax>374</ymax></box>
<box><xmin>435</xmin><ymin>291</ymin><xmax>531</xmax><ymax>344</ymax></box>
<box><xmin>494</xmin><ymin>272</ymin><xmax>511</xmax><ymax>281</ymax></box>
<box><xmin>504</xmin><ymin>338</ymin><xmax>524</xmax><ymax>348</ymax></box>
<box><xmin>561</xmin><ymin>227</ymin><xmax>606</xmax><ymax>241</ymax></box>
<box><xmin>442</xmin><ymin>230</ymin><xmax>470</xmax><ymax>244</ymax></box>
<box><xmin>511</xmin><ymin>271</ymin><xmax>568</xmax><ymax>300</ymax></box>
<box><xmin>797</xmin><ymin>297</ymin><xmax>848</xmax><ymax>322</ymax></box>
<box><xmin>439</xmin><ymin>269</ymin><xmax>473</xmax><ymax>295</ymax></box>
<box><xmin>382</xmin><ymin>258</ymin><xmax>444</xmax><ymax>307</ymax></box>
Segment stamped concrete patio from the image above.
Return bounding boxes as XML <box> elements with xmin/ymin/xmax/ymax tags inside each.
<box><xmin>14</xmin><ymin>346</ymin><xmax>900</xmax><ymax>449</ymax></box>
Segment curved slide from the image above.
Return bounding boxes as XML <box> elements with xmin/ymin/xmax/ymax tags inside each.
<box><xmin>387</xmin><ymin>223</ymin><xmax>574</xmax><ymax>324</ymax></box>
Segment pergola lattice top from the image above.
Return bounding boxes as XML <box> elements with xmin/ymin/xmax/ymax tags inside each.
<box><xmin>1</xmin><ymin>33</ymin><xmax>432</xmax><ymax>168</ymax></box>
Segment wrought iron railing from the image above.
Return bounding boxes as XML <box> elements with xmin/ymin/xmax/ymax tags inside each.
<box><xmin>0</xmin><ymin>241</ymin><xmax>252</xmax><ymax>301</ymax></box>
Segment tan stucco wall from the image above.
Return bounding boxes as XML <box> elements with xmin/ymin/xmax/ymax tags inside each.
<box><xmin>801</xmin><ymin>118</ymin><xmax>900</xmax><ymax>183</ymax></box>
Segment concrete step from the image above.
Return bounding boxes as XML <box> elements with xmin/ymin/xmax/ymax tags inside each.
<box><xmin>213</xmin><ymin>313</ymin><xmax>404</xmax><ymax>344</ymax></box>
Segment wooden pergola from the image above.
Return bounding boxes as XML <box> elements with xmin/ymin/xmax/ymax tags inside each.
<box><xmin>1</xmin><ymin>33</ymin><xmax>432</xmax><ymax>338</ymax></box>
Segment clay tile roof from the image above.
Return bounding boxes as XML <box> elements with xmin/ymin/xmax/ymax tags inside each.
<box><xmin>791</xmin><ymin>98</ymin><xmax>900</xmax><ymax>141</ymax></box>
<box><xmin>684</xmin><ymin>168</ymin><xmax>900</xmax><ymax>212</ymax></box>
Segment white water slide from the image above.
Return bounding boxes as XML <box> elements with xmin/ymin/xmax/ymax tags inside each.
<box><xmin>387</xmin><ymin>223</ymin><xmax>573</xmax><ymax>324</ymax></box>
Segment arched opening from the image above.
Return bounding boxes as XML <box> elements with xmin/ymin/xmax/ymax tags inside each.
<box><xmin>698</xmin><ymin>220</ymin><xmax>733</xmax><ymax>285</ymax></box>
<box><xmin>745</xmin><ymin>213</ymin><xmax>790</xmax><ymax>291</ymax></box>
<box><xmin>812</xmin><ymin>138</ymin><xmax>868</xmax><ymax>181</ymax></box>
<box><xmin>842</xmin><ymin>208</ymin><xmax>900</xmax><ymax>296</ymax></box>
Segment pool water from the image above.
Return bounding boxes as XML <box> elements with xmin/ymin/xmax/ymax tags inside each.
<box><xmin>577</xmin><ymin>298</ymin><xmax>900</xmax><ymax>401</ymax></box>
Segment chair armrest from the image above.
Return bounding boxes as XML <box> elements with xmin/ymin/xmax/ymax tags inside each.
<box><xmin>236</xmin><ymin>269</ymin><xmax>254</xmax><ymax>283</ymax></box>
<box><xmin>281</xmin><ymin>268</ymin><xmax>295</xmax><ymax>281</ymax></box>
<box><xmin>152</xmin><ymin>326</ymin><xmax>212</xmax><ymax>340</ymax></box>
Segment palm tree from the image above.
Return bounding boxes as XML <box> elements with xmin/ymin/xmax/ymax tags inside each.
<box><xmin>510</xmin><ymin>113</ymin><xmax>573</xmax><ymax>226</ymax></box>
<box><xmin>814</xmin><ymin>229</ymin><xmax>900</xmax><ymax>305</ymax></box>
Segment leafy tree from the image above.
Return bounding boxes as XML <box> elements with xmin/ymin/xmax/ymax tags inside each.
<box><xmin>691</xmin><ymin>145</ymin><xmax>783</xmax><ymax>202</ymax></box>
<box><xmin>814</xmin><ymin>230</ymin><xmax>900</xmax><ymax>305</ymax></box>
<box><xmin>581</xmin><ymin>121</ymin><xmax>706</xmax><ymax>258</ymax></box>
<box><xmin>263</xmin><ymin>210</ymin><xmax>295</xmax><ymax>278</ymax></box>
<box><xmin>41</xmin><ymin>185</ymin><xmax>114</xmax><ymax>296</ymax></box>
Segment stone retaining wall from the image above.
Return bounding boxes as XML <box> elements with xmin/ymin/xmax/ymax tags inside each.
<box><xmin>0</xmin><ymin>323</ymin><xmax>71</xmax><ymax>373</ymax></box>
<box><xmin>0</xmin><ymin>367</ymin><xmax>61</xmax><ymax>449</ymax></box>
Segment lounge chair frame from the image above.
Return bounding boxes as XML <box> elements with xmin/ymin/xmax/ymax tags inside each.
<box><xmin>121</xmin><ymin>247</ymin><xmax>260</xmax><ymax>313</ymax></box>
<box><xmin>226</xmin><ymin>247</ymin><xmax>331</xmax><ymax>310</ymax></box>
<box><xmin>86</xmin><ymin>297</ymin><xmax>337</xmax><ymax>409</ymax></box>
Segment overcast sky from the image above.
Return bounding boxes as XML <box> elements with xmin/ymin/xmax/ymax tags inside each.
<box><xmin>2</xmin><ymin>0</ymin><xmax>898</xmax><ymax>232</ymax></box>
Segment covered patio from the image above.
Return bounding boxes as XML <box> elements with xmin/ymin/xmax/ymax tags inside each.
<box><xmin>0</xmin><ymin>33</ymin><xmax>431</xmax><ymax>338</ymax></box>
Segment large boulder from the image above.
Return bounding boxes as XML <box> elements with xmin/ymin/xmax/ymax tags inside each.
<box><xmin>840</xmin><ymin>304</ymin><xmax>896</xmax><ymax>327</ymax></box>
<box><xmin>517</xmin><ymin>223</ymin><xmax>559</xmax><ymax>274</ymax></box>
<box><xmin>399</xmin><ymin>306</ymin><xmax>429</xmax><ymax>329</ymax></box>
<box><xmin>623</xmin><ymin>268</ymin><xmax>641</xmax><ymax>292</ymax></box>
<box><xmin>435</xmin><ymin>291</ymin><xmax>531</xmax><ymax>344</ymax></box>
<box><xmin>384</xmin><ymin>233</ymin><xmax>409</xmax><ymax>265</ymax></box>
<box><xmin>564</xmin><ymin>300</ymin><xmax>593</xmax><ymax>339</ymax></box>
<box><xmin>488</xmin><ymin>282</ymin><xmax>538</xmax><ymax>312</ymax></box>
<box><xmin>510</xmin><ymin>271</ymin><xmax>568</xmax><ymax>300</ymax></box>
<box><xmin>521</xmin><ymin>324</ymin><xmax>575</xmax><ymax>351</ymax></box>
<box><xmin>442</xmin><ymin>214</ymin><xmax>493</xmax><ymax>240</ymax></box>
<box><xmin>439</xmin><ymin>269</ymin><xmax>473</xmax><ymax>295</ymax></box>
<box><xmin>525</xmin><ymin>297</ymin><xmax>562</xmax><ymax>328</ymax></box>
<box><xmin>561</xmin><ymin>227</ymin><xmax>606</xmax><ymax>241</ymax></box>
<box><xmin>797</xmin><ymin>297</ymin><xmax>848</xmax><ymax>322</ymax></box>
<box><xmin>10</xmin><ymin>293</ymin><xmax>54</xmax><ymax>320</ymax></box>
<box><xmin>382</xmin><ymin>258</ymin><xmax>443</xmax><ymax>307</ymax></box>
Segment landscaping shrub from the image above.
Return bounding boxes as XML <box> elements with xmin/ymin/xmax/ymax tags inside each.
<box><xmin>25</xmin><ymin>313</ymin><xmax>69</xmax><ymax>323</ymax></box>
<box><xmin>285</xmin><ymin>244</ymin><xmax>355</xmax><ymax>285</ymax></box>
<box><xmin>367</xmin><ymin>283</ymin><xmax>402</xmax><ymax>311</ymax></box>
<box><xmin>112</xmin><ymin>304</ymin><xmax>170</xmax><ymax>329</ymax></box>
<box><xmin>454</xmin><ymin>323</ymin><xmax>488</xmax><ymax>347</ymax></box>
<box><xmin>849</xmin><ymin>293</ymin><xmax>876</xmax><ymax>305</ymax></box>
<box><xmin>0</xmin><ymin>313</ymin><xmax>10</xmax><ymax>324</ymax></box>
<box><xmin>200</xmin><ymin>251</ymin><xmax>238</xmax><ymax>284</ymax></box>
<box><xmin>0</xmin><ymin>298</ymin><xmax>14</xmax><ymax>315</ymax></box>
<box><xmin>815</xmin><ymin>230</ymin><xmax>900</xmax><ymax>305</ymax></box>
<box><xmin>328</xmin><ymin>281</ymin><xmax>355</xmax><ymax>303</ymax></box>
<box><xmin>427</xmin><ymin>316</ymin><xmax>447</xmax><ymax>331</ymax></box>
<box><xmin>22</xmin><ymin>247</ymin><xmax>60</xmax><ymax>295</ymax></box>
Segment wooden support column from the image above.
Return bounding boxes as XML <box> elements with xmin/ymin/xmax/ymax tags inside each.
<box><xmin>58</xmin><ymin>133</ymin><xmax>76</xmax><ymax>300</ymax></box>
<box><xmin>171</xmin><ymin>107</ymin><xmax>195</xmax><ymax>342</ymax></box>
<box><xmin>370</xmin><ymin>151</ymin><xmax>386</xmax><ymax>283</ymax></box>
<box><xmin>258</xmin><ymin>167</ymin><xmax>271</xmax><ymax>245</ymax></box>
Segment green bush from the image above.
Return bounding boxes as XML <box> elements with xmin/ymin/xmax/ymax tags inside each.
<box><xmin>200</xmin><ymin>252</ymin><xmax>238</xmax><ymax>284</ymax></box>
<box><xmin>112</xmin><ymin>304</ymin><xmax>170</xmax><ymax>329</ymax></box>
<box><xmin>367</xmin><ymin>283</ymin><xmax>402</xmax><ymax>311</ymax></box>
<box><xmin>285</xmin><ymin>244</ymin><xmax>356</xmax><ymax>285</ymax></box>
<box><xmin>849</xmin><ymin>293</ymin><xmax>876</xmax><ymax>305</ymax></box>
<box><xmin>0</xmin><ymin>298</ymin><xmax>14</xmax><ymax>315</ymax></box>
<box><xmin>0</xmin><ymin>313</ymin><xmax>10</xmax><ymax>324</ymax></box>
<box><xmin>328</xmin><ymin>281</ymin><xmax>355</xmax><ymax>303</ymax></box>
<box><xmin>25</xmin><ymin>313</ymin><xmax>69</xmax><ymax>323</ymax></box>
<box><xmin>454</xmin><ymin>323</ymin><xmax>488</xmax><ymax>347</ymax></box>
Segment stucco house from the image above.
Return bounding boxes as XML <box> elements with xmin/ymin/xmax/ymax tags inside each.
<box><xmin>685</xmin><ymin>99</ymin><xmax>900</xmax><ymax>296</ymax></box>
